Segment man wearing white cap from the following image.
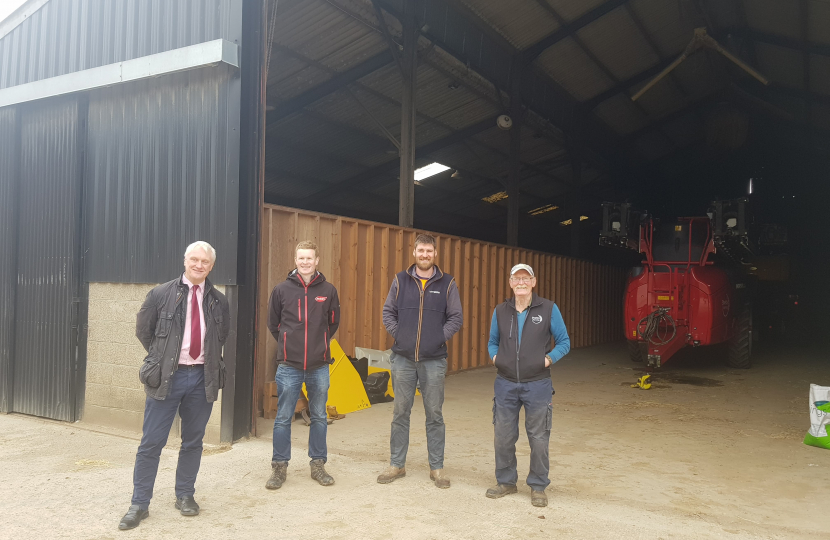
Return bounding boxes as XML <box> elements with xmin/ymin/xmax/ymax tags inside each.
<box><xmin>485</xmin><ymin>263</ymin><xmax>570</xmax><ymax>507</ymax></box>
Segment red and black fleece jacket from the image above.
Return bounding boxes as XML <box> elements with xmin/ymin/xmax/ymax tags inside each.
<box><xmin>267</xmin><ymin>269</ymin><xmax>340</xmax><ymax>371</ymax></box>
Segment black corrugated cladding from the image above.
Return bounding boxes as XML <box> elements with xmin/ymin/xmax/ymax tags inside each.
<box><xmin>84</xmin><ymin>65</ymin><xmax>240</xmax><ymax>284</ymax></box>
<box><xmin>14</xmin><ymin>98</ymin><xmax>86</xmax><ymax>421</ymax></box>
<box><xmin>0</xmin><ymin>0</ymin><xmax>241</xmax><ymax>90</ymax></box>
<box><xmin>0</xmin><ymin>0</ymin><xmax>254</xmax><ymax>433</ymax></box>
<box><xmin>0</xmin><ymin>107</ymin><xmax>19</xmax><ymax>413</ymax></box>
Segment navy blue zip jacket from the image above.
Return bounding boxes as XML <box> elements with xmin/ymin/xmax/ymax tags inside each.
<box><xmin>382</xmin><ymin>264</ymin><xmax>463</xmax><ymax>361</ymax></box>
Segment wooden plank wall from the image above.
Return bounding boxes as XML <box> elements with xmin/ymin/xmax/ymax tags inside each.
<box><xmin>255</xmin><ymin>205</ymin><xmax>628</xmax><ymax>419</ymax></box>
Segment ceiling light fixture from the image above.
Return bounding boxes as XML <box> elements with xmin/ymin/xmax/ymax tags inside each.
<box><xmin>560</xmin><ymin>219</ymin><xmax>573</xmax><ymax>226</ymax></box>
<box><xmin>482</xmin><ymin>191</ymin><xmax>508</xmax><ymax>203</ymax></box>
<box><xmin>528</xmin><ymin>204</ymin><xmax>558</xmax><ymax>216</ymax></box>
<box><xmin>579</xmin><ymin>215</ymin><xmax>589</xmax><ymax>221</ymax></box>
<box><xmin>414</xmin><ymin>162</ymin><xmax>451</xmax><ymax>181</ymax></box>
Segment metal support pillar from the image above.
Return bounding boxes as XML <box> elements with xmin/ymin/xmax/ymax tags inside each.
<box><xmin>398</xmin><ymin>0</ymin><xmax>418</xmax><ymax>228</ymax></box>
<box><xmin>507</xmin><ymin>59</ymin><xmax>523</xmax><ymax>246</ymax></box>
<box><xmin>569</xmin><ymin>160</ymin><xmax>582</xmax><ymax>258</ymax></box>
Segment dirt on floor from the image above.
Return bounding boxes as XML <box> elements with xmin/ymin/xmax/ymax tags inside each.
<box><xmin>1</xmin><ymin>340</ymin><xmax>829</xmax><ymax>540</ymax></box>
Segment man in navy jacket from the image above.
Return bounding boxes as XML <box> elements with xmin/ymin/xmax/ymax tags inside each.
<box><xmin>378</xmin><ymin>233</ymin><xmax>463</xmax><ymax>488</ymax></box>
<box><xmin>486</xmin><ymin>263</ymin><xmax>570</xmax><ymax>507</ymax></box>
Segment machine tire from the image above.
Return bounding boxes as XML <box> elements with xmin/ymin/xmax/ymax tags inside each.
<box><xmin>727</xmin><ymin>304</ymin><xmax>752</xmax><ymax>369</ymax></box>
<box><xmin>627</xmin><ymin>340</ymin><xmax>645</xmax><ymax>363</ymax></box>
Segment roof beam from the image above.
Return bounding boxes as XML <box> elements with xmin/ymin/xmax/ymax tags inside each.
<box><xmin>294</xmin><ymin>117</ymin><xmax>498</xmax><ymax>203</ymax></box>
<box><xmin>583</xmin><ymin>57</ymin><xmax>678</xmax><ymax>109</ymax></box>
<box><xmin>266</xmin><ymin>49</ymin><xmax>394</xmax><ymax>122</ymax></box>
<box><xmin>734</xmin><ymin>27</ymin><xmax>830</xmax><ymax>57</ymax></box>
<box><xmin>522</xmin><ymin>0</ymin><xmax>629</xmax><ymax>62</ymax></box>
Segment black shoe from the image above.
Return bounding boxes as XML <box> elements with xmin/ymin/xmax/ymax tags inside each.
<box><xmin>175</xmin><ymin>496</ymin><xmax>200</xmax><ymax>516</ymax></box>
<box><xmin>118</xmin><ymin>505</ymin><xmax>149</xmax><ymax>530</ymax></box>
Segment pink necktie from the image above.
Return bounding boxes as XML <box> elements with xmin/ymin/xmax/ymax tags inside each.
<box><xmin>189</xmin><ymin>285</ymin><xmax>201</xmax><ymax>359</ymax></box>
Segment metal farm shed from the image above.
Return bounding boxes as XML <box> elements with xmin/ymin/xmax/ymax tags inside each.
<box><xmin>2</xmin><ymin>0</ymin><xmax>826</xmax><ymax>441</ymax></box>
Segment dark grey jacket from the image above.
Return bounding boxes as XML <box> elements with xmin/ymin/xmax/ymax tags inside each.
<box><xmin>382</xmin><ymin>264</ymin><xmax>463</xmax><ymax>361</ymax></box>
<box><xmin>136</xmin><ymin>275</ymin><xmax>230</xmax><ymax>402</ymax></box>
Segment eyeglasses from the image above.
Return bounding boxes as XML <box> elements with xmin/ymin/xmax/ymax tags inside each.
<box><xmin>510</xmin><ymin>276</ymin><xmax>533</xmax><ymax>283</ymax></box>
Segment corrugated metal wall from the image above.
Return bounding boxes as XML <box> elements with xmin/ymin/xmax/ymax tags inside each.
<box><xmin>0</xmin><ymin>0</ymin><xmax>243</xmax><ymax>90</ymax></box>
<box><xmin>13</xmin><ymin>98</ymin><xmax>84</xmax><ymax>421</ymax></box>
<box><xmin>255</xmin><ymin>205</ymin><xmax>627</xmax><ymax>419</ymax></box>
<box><xmin>84</xmin><ymin>66</ymin><xmax>240</xmax><ymax>284</ymax></box>
<box><xmin>0</xmin><ymin>107</ymin><xmax>18</xmax><ymax>412</ymax></box>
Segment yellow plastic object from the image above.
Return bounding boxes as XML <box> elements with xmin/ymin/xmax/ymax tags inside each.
<box><xmin>302</xmin><ymin>339</ymin><xmax>371</xmax><ymax>414</ymax></box>
<box><xmin>631</xmin><ymin>374</ymin><xmax>652</xmax><ymax>390</ymax></box>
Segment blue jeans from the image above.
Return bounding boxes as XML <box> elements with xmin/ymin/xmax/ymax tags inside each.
<box><xmin>272</xmin><ymin>363</ymin><xmax>330</xmax><ymax>462</ymax></box>
<box><xmin>131</xmin><ymin>365</ymin><xmax>214</xmax><ymax>509</ymax></box>
<box><xmin>493</xmin><ymin>375</ymin><xmax>553</xmax><ymax>491</ymax></box>
<box><xmin>389</xmin><ymin>353</ymin><xmax>447</xmax><ymax>470</ymax></box>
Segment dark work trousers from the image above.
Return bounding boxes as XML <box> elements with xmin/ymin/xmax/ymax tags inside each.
<box><xmin>131</xmin><ymin>365</ymin><xmax>214</xmax><ymax>509</ymax></box>
<box><xmin>493</xmin><ymin>375</ymin><xmax>553</xmax><ymax>491</ymax></box>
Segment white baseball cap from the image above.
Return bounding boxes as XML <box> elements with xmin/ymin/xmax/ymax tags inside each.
<box><xmin>510</xmin><ymin>263</ymin><xmax>534</xmax><ymax>277</ymax></box>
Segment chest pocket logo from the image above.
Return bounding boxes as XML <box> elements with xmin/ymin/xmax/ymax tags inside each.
<box><xmin>531</xmin><ymin>315</ymin><xmax>543</xmax><ymax>324</ymax></box>
<box><xmin>428</xmin><ymin>290</ymin><xmax>440</xmax><ymax>294</ymax></box>
<box><xmin>315</xmin><ymin>296</ymin><xmax>327</xmax><ymax>302</ymax></box>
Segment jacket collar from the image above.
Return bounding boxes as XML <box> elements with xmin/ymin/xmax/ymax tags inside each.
<box><xmin>506</xmin><ymin>292</ymin><xmax>542</xmax><ymax>310</ymax></box>
<box><xmin>178</xmin><ymin>273</ymin><xmax>213</xmax><ymax>296</ymax></box>
<box><xmin>407</xmin><ymin>263</ymin><xmax>443</xmax><ymax>284</ymax></box>
<box><xmin>287</xmin><ymin>268</ymin><xmax>326</xmax><ymax>287</ymax></box>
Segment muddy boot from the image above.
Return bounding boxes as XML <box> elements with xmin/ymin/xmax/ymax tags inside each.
<box><xmin>429</xmin><ymin>469</ymin><xmax>451</xmax><ymax>489</ymax></box>
<box><xmin>265</xmin><ymin>461</ymin><xmax>287</xmax><ymax>490</ymax></box>
<box><xmin>376</xmin><ymin>466</ymin><xmax>406</xmax><ymax>484</ymax></box>
<box><xmin>310</xmin><ymin>459</ymin><xmax>335</xmax><ymax>486</ymax></box>
<box><xmin>485</xmin><ymin>483</ymin><xmax>518</xmax><ymax>499</ymax></box>
<box><xmin>531</xmin><ymin>490</ymin><xmax>548</xmax><ymax>507</ymax></box>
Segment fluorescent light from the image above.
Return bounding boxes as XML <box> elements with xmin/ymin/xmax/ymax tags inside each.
<box><xmin>482</xmin><ymin>191</ymin><xmax>508</xmax><ymax>203</ymax></box>
<box><xmin>560</xmin><ymin>219</ymin><xmax>573</xmax><ymax>226</ymax></box>
<box><xmin>414</xmin><ymin>162</ymin><xmax>451</xmax><ymax>181</ymax></box>
<box><xmin>579</xmin><ymin>215</ymin><xmax>589</xmax><ymax>221</ymax></box>
<box><xmin>528</xmin><ymin>204</ymin><xmax>558</xmax><ymax>216</ymax></box>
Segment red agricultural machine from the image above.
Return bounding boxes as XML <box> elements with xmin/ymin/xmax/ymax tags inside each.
<box><xmin>600</xmin><ymin>199</ymin><xmax>761</xmax><ymax>369</ymax></box>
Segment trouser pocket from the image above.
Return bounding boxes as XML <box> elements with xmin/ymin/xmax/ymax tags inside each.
<box><xmin>492</xmin><ymin>397</ymin><xmax>497</xmax><ymax>425</ymax></box>
<box><xmin>545</xmin><ymin>402</ymin><xmax>553</xmax><ymax>431</ymax></box>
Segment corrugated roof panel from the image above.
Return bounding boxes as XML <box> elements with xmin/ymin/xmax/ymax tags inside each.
<box><xmin>457</xmin><ymin>0</ymin><xmax>561</xmax><ymax>49</ymax></box>
<box><xmin>810</xmin><ymin>54</ymin><xmax>830</xmax><ymax>96</ymax></box>
<box><xmin>576</xmin><ymin>7</ymin><xmax>661</xmax><ymax>81</ymax></box>
<box><xmin>666</xmin><ymin>51</ymin><xmax>724</xmax><ymax>102</ymax></box>
<box><xmin>745</xmin><ymin>0</ymin><xmax>801</xmax><ymax>41</ymax></box>
<box><xmin>268</xmin><ymin>64</ymin><xmax>332</xmax><ymax>103</ymax></box>
<box><xmin>754</xmin><ymin>42</ymin><xmax>805</xmax><ymax>90</ymax></box>
<box><xmin>536</xmin><ymin>37</ymin><xmax>615</xmax><ymax>101</ymax></box>
<box><xmin>306</xmin><ymin>86</ymin><xmax>403</xmax><ymax>138</ymax></box>
<box><xmin>592</xmin><ymin>93</ymin><xmax>650</xmax><ymax>135</ymax></box>
<box><xmin>628</xmin><ymin>0</ymin><xmax>695</xmax><ymax>57</ymax></box>
<box><xmin>431</xmin><ymin>98</ymin><xmax>501</xmax><ymax>131</ymax></box>
<box><xmin>808</xmin><ymin>0</ymin><xmax>830</xmax><ymax>45</ymax></box>
<box><xmin>632</xmin><ymin>75</ymin><xmax>688</xmax><ymax>119</ymax></box>
<box><xmin>545</xmin><ymin>0</ymin><xmax>610</xmax><ymax>23</ymax></box>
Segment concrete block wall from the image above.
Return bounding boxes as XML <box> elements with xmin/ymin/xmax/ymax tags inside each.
<box><xmin>83</xmin><ymin>283</ymin><xmax>224</xmax><ymax>444</ymax></box>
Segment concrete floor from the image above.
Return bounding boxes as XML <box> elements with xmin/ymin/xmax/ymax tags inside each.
<box><xmin>1</xmin><ymin>340</ymin><xmax>828</xmax><ymax>539</ymax></box>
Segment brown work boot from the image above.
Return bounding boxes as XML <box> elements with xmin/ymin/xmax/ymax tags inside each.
<box><xmin>310</xmin><ymin>459</ymin><xmax>335</xmax><ymax>486</ymax></box>
<box><xmin>376</xmin><ymin>466</ymin><xmax>406</xmax><ymax>484</ymax></box>
<box><xmin>485</xmin><ymin>483</ymin><xmax>518</xmax><ymax>499</ymax></box>
<box><xmin>265</xmin><ymin>461</ymin><xmax>287</xmax><ymax>490</ymax></box>
<box><xmin>429</xmin><ymin>468</ymin><xmax>450</xmax><ymax>489</ymax></box>
<box><xmin>531</xmin><ymin>489</ymin><xmax>548</xmax><ymax>507</ymax></box>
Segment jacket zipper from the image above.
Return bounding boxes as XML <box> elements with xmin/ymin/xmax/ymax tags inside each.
<box><xmin>413</xmin><ymin>275</ymin><xmax>427</xmax><ymax>361</ymax></box>
<box><xmin>301</xmin><ymin>273</ymin><xmax>321</xmax><ymax>370</ymax></box>
<box><xmin>324</xmin><ymin>331</ymin><xmax>328</xmax><ymax>361</ymax></box>
<box><xmin>283</xmin><ymin>332</ymin><xmax>287</xmax><ymax>360</ymax></box>
<box><xmin>298</xmin><ymin>299</ymin><xmax>301</xmax><ymax>322</ymax></box>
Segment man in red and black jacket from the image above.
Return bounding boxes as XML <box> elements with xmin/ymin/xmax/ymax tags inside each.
<box><xmin>265</xmin><ymin>241</ymin><xmax>340</xmax><ymax>490</ymax></box>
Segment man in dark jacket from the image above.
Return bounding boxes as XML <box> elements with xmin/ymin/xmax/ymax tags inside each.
<box><xmin>486</xmin><ymin>263</ymin><xmax>570</xmax><ymax>508</ymax></box>
<box><xmin>119</xmin><ymin>241</ymin><xmax>230</xmax><ymax>531</ymax></box>
<box><xmin>377</xmin><ymin>233</ymin><xmax>463</xmax><ymax>488</ymax></box>
<box><xmin>265</xmin><ymin>240</ymin><xmax>340</xmax><ymax>490</ymax></box>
